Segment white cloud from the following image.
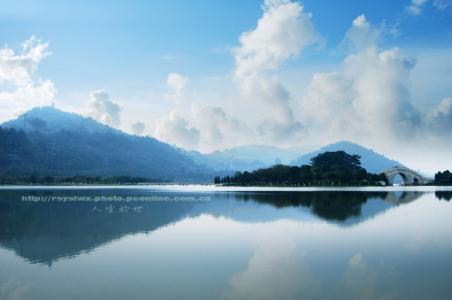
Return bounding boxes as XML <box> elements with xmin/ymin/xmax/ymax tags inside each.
<box><xmin>0</xmin><ymin>36</ymin><xmax>56</xmax><ymax>121</ymax></box>
<box><xmin>242</xmin><ymin>78</ymin><xmax>305</xmax><ymax>143</ymax></box>
<box><xmin>406</xmin><ymin>0</ymin><xmax>452</xmax><ymax>15</ymax></box>
<box><xmin>293</xmin><ymin>14</ymin><xmax>451</xmax><ymax>171</ymax></box>
<box><xmin>406</xmin><ymin>0</ymin><xmax>430</xmax><ymax>15</ymax></box>
<box><xmin>152</xmin><ymin>103</ymin><xmax>251</xmax><ymax>152</ymax></box>
<box><xmin>154</xmin><ymin>110</ymin><xmax>200</xmax><ymax>149</ymax></box>
<box><xmin>428</xmin><ymin>97</ymin><xmax>452</xmax><ymax>134</ymax></box>
<box><xmin>300</xmin><ymin>15</ymin><xmax>421</xmax><ymax>148</ymax></box>
<box><xmin>88</xmin><ymin>90</ymin><xmax>121</xmax><ymax>127</ymax></box>
<box><xmin>167</xmin><ymin>72</ymin><xmax>187</xmax><ymax>95</ymax></box>
<box><xmin>191</xmin><ymin>104</ymin><xmax>251</xmax><ymax>151</ymax></box>
<box><xmin>345</xmin><ymin>15</ymin><xmax>381</xmax><ymax>50</ymax></box>
<box><xmin>147</xmin><ymin>1</ymin><xmax>319</xmax><ymax>151</ymax></box>
<box><xmin>233</xmin><ymin>0</ymin><xmax>315</xmax><ymax>144</ymax></box>
<box><xmin>0</xmin><ymin>36</ymin><xmax>50</xmax><ymax>85</ymax></box>
<box><xmin>234</xmin><ymin>0</ymin><xmax>316</xmax><ymax>79</ymax></box>
<box><xmin>131</xmin><ymin>121</ymin><xmax>146</xmax><ymax>136</ymax></box>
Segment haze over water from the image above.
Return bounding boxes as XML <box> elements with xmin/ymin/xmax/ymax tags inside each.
<box><xmin>0</xmin><ymin>186</ymin><xmax>451</xmax><ymax>300</ymax></box>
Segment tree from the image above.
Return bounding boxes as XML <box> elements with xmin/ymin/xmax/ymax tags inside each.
<box><xmin>216</xmin><ymin>151</ymin><xmax>385</xmax><ymax>186</ymax></box>
<box><xmin>435</xmin><ymin>170</ymin><xmax>452</xmax><ymax>185</ymax></box>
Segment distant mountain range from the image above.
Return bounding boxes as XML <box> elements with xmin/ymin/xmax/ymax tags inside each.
<box><xmin>190</xmin><ymin>144</ymin><xmax>317</xmax><ymax>172</ymax></box>
<box><xmin>0</xmin><ymin>106</ymin><xmax>405</xmax><ymax>181</ymax></box>
<box><xmin>290</xmin><ymin>141</ymin><xmax>403</xmax><ymax>174</ymax></box>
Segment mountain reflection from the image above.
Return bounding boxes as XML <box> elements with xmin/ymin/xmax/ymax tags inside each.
<box><xmin>0</xmin><ymin>189</ymin><xmax>430</xmax><ymax>265</ymax></box>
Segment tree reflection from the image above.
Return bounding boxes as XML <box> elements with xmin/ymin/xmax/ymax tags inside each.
<box><xmin>0</xmin><ymin>189</ymin><xmax>426</xmax><ymax>265</ymax></box>
<box><xmin>435</xmin><ymin>191</ymin><xmax>452</xmax><ymax>201</ymax></box>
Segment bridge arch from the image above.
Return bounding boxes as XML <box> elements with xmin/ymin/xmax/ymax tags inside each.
<box><xmin>383</xmin><ymin>166</ymin><xmax>432</xmax><ymax>186</ymax></box>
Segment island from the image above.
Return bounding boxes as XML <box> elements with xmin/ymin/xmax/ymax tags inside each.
<box><xmin>214</xmin><ymin>151</ymin><xmax>389</xmax><ymax>186</ymax></box>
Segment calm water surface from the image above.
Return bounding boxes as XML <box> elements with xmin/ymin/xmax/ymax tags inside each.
<box><xmin>0</xmin><ymin>186</ymin><xmax>451</xmax><ymax>300</ymax></box>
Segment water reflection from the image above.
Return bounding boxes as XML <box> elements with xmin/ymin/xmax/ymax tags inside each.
<box><xmin>435</xmin><ymin>191</ymin><xmax>452</xmax><ymax>201</ymax></box>
<box><xmin>235</xmin><ymin>191</ymin><xmax>423</xmax><ymax>222</ymax></box>
<box><xmin>0</xmin><ymin>189</ymin><xmax>199</xmax><ymax>265</ymax></box>
<box><xmin>0</xmin><ymin>189</ymin><xmax>430</xmax><ymax>265</ymax></box>
<box><xmin>0</xmin><ymin>188</ymin><xmax>451</xmax><ymax>300</ymax></box>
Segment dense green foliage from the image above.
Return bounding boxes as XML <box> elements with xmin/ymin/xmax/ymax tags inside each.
<box><xmin>434</xmin><ymin>170</ymin><xmax>452</xmax><ymax>185</ymax></box>
<box><xmin>215</xmin><ymin>151</ymin><xmax>388</xmax><ymax>186</ymax></box>
<box><xmin>291</xmin><ymin>141</ymin><xmax>403</xmax><ymax>174</ymax></box>
<box><xmin>0</xmin><ymin>125</ymin><xmax>215</xmax><ymax>182</ymax></box>
<box><xmin>0</xmin><ymin>175</ymin><xmax>159</xmax><ymax>185</ymax></box>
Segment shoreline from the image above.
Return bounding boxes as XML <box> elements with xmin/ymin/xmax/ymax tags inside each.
<box><xmin>1</xmin><ymin>184</ymin><xmax>452</xmax><ymax>192</ymax></box>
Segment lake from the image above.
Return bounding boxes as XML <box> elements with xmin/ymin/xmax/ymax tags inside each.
<box><xmin>0</xmin><ymin>186</ymin><xmax>452</xmax><ymax>300</ymax></box>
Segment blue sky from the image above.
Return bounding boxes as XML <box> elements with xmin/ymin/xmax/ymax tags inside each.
<box><xmin>2</xmin><ymin>0</ymin><xmax>451</xmax><ymax>93</ymax></box>
<box><xmin>1</xmin><ymin>0</ymin><xmax>452</xmax><ymax>172</ymax></box>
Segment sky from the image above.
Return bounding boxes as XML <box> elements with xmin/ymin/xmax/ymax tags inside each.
<box><xmin>0</xmin><ymin>0</ymin><xmax>451</xmax><ymax>173</ymax></box>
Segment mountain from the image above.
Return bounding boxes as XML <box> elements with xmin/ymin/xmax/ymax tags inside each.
<box><xmin>1</xmin><ymin>106</ymin><xmax>115</xmax><ymax>135</ymax></box>
<box><xmin>0</xmin><ymin>107</ymin><xmax>404</xmax><ymax>180</ymax></box>
<box><xmin>0</xmin><ymin>106</ymin><xmax>216</xmax><ymax>182</ymax></box>
<box><xmin>192</xmin><ymin>145</ymin><xmax>317</xmax><ymax>172</ymax></box>
<box><xmin>186</xmin><ymin>149</ymin><xmax>266</xmax><ymax>172</ymax></box>
<box><xmin>290</xmin><ymin>141</ymin><xmax>403</xmax><ymax>174</ymax></box>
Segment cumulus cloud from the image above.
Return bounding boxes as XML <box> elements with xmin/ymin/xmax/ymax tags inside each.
<box><xmin>0</xmin><ymin>36</ymin><xmax>50</xmax><ymax>85</ymax></box>
<box><xmin>167</xmin><ymin>72</ymin><xmax>187</xmax><ymax>95</ymax></box>
<box><xmin>234</xmin><ymin>0</ymin><xmax>316</xmax><ymax>79</ymax></box>
<box><xmin>153</xmin><ymin>103</ymin><xmax>251</xmax><ymax>152</ymax></box>
<box><xmin>243</xmin><ymin>78</ymin><xmax>305</xmax><ymax>143</ymax></box>
<box><xmin>154</xmin><ymin>110</ymin><xmax>200</xmax><ymax>149</ymax></box>
<box><xmin>233</xmin><ymin>0</ymin><xmax>316</xmax><ymax>143</ymax></box>
<box><xmin>150</xmin><ymin>0</ymin><xmax>317</xmax><ymax>150</ymax></box>
<box><xmin>0</xmin><ymin>36</ymin><xmax>56</xmax><ymax>121</ymax></box>
<box><xmin>142</xmin><ymin>3</ymin><xmax>450</xmax><ymax>163</ymax></box>
<box><xmin>300</xmin><ymin>15</ymin><xmax>421</xmax><ymax>147</ymax></box>
<box><xmin>428</xmin><ymin>97</ymin><xmax>452</xmax><ymax>134</ymax></box>
<box><xmin>131</xmin><ymin>121</ymin><xmax>146</xmax><ymax>136</ymax></box>
<box><xmin>344</xmin><ymin>15</ymin><xmax>381</xmax><ymax>50</ymax></box>
<box><xmin>191</xmin><ymin>104</ymin><xmax>251</xmax><ymax>151</ymax></box>
<box><xmin>88</xmin><ymin>90</ymin><xmax>121</xmax><ymax>127</ymax></box>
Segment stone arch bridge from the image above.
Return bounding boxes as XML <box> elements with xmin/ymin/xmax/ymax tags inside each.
<box><xmin>383</xmin><ymin>166</ymin><xmax>433</xmax><ymax>186</ymax></box>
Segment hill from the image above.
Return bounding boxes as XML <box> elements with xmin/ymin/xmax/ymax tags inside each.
<box><xmin>0</xmin><ymin>106</ymin><xmax>215</xmax><ymax>182</ymax></box>
<box><xmin>291</xmin><ymin>141</ymin><xmax>402</xmax><ymax>174</ymax></box>
<box><xmin>191</xmin><ymin>144</ymin><xmax>316</xmax><ymax>172</ymax></box>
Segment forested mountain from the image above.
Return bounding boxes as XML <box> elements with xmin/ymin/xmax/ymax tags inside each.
<box><xmin>0</xmin><ymin>106</ymin><xmax>215</xmax><ymax>182</ymax></box>
<box><xmin>291</xmin><ymin>141</ymin><xmax>403</xmax><ymax>174</ymax></box>
<box><xmin>0</xmin><ymin>107</ymin><xmax>406</xmax><ymax>182</ymax></box>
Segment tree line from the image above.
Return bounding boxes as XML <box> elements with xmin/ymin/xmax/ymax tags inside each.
<box><xmin>0</xmin><ymin>126</ymin><xmax>214</xmax><ymax>182</ymax></box>
<box><xmin>0</xmin><ymin>175</ymin><xmax>159</xmax><ymax>185</ymax></box>
<box><xmin>434</xmin><ymin>170</ymin><xmax>452</xmax><ymax>185</ymax></box>
<box><xmin>214</xmin><ymin>151</ymin><xmax>388</xmax><ymax>186</ymax></box>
